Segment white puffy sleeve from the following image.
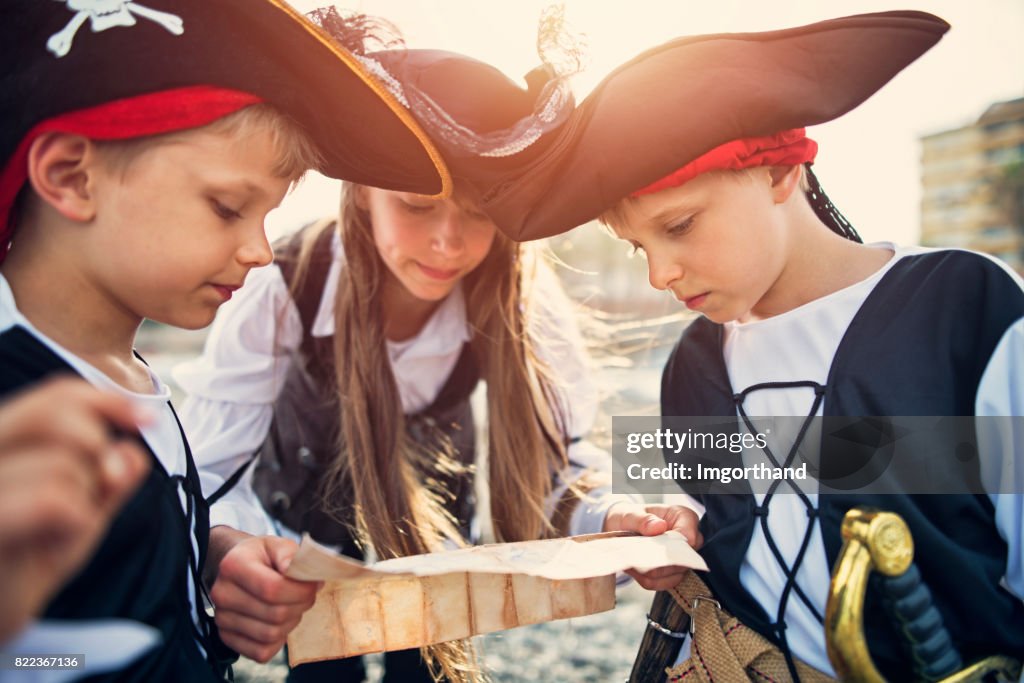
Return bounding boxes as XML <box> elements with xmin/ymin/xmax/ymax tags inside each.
<box><xmin>975</xmin><ymin>316</ymin><xmax>1024</xmax><ymax>603</ymax></box>
<box><xmin>173</xmin><ymin>263</ymin><xmax>304</xmax><ymax>535</ymax></box>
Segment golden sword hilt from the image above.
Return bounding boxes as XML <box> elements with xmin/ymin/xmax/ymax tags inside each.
<box><xmin>825</xmin><ymin>507</ymin><xmax>1021</xmax><ymax>683</ymax></box>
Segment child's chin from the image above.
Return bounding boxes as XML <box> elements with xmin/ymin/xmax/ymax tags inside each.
<box><xmin>410</xmin><ymin>283</ymin><xmax>455</xmax><ymax>303</ymax></box>
<box><xmin>701</xmin><ymin>309</ymin><xmax>736</xmax><ymax>325</ymax></box>
<box><xmin>156</xmin><ymin>310</ymin><xmax>217</xmax><ymax>331</ymax></box>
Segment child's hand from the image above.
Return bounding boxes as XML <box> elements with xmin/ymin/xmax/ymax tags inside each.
<box><xmin>0</xmin><ymin>378</ymin><xmax>151</xmax><ymax>641</ymax></box>
<box><xmin>207</xmin><ymin>528</ymin><xmax>320</xmax><ymax>663</ymax></box>
<box><xmin>602</xmin><ymin>502</ymin><xmax>704</xmax><ymax>591</ymax></box>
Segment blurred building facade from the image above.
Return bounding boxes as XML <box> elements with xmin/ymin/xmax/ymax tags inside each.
<box><xmin>921</xmin><ymin>97</ymin><xmax>1024</xmax><ymax>274</ymax></box>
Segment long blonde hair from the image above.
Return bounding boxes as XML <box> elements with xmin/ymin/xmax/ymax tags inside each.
<box><xmin>289</xmin><ymin>183</ymin><xmax>571</xmax><ymax>681</ymax></box>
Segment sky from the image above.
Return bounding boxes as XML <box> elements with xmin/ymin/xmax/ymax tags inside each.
<box><xmin>270</xmin><ymin>0</ymin><xmax>1024</xmax><ymax>247</ymax></box>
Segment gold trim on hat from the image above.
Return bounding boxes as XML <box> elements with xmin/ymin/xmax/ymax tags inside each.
<box><xmin>264</xmin><ymin>0</ymin><xmax>453</xmax><ymax>199</ymax></box>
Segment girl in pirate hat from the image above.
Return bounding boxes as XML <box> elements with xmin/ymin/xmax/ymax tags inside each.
<box><xmin>458</xmin><ymin>10</ymin><xmax>1023</xmax><ymax>683</ymax></box>
<box><xmin>176</xmin><ymin>9</ymin><xmax>702</xmax><ymax>683</ymax></box>
<box><xmin>0</xmin><ymin>1</ymin><xmax>449</xmax><ymax>680</ymax></box>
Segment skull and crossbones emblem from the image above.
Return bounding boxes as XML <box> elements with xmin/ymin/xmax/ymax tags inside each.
<box><xmin>47</xmin><ymin>1</ymin><xmax>185</xmax><ymax>59</ymax></box>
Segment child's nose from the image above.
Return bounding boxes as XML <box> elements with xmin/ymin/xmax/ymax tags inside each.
<box><xmin>238</xmin><ymin>225</ymin><xmax>273</xmax><ymax>268</ymax></box>
<box><xmin>431</xmin><ymin>212</ymin><xmax>466</xmax><ymax>257</ymax></box>
<box><xmin>648</xmin><ymin>254</ymin><xmax>683</xmax><ymax>291</ymax></box>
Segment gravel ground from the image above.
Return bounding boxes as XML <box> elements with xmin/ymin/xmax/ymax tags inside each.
<box><xmin>233</xmin><ymin>580</ymin><xmax>655</xmax><ymax>683</ymax></box>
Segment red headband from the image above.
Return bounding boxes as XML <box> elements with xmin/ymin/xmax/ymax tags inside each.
<box><xmin>630</xmin><ymin>128</ymin><xmax>817</xmax><ymax>197</ymax></box>
<box><xmin>0</xmin><ymin>85</ymin><xmax>263</xmax><ymax>263</ymax></box>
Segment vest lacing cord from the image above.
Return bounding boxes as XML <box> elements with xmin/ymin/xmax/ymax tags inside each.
<box><xmin>733</xmin><ymin>380</ymin><xmax>827</xmax><ymax>683</ymax></box>
<box><xmin>169</xmin><ymin>473</ymin><xmax>234</xmax><ymax>681</ymax></box>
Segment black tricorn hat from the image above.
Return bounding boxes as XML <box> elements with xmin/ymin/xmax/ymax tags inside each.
<box><xmin>363</xmin><ymin>48</ymin><xmax>575</xmax><ymax>189</ymax></box>
<box><xmin>470</xmin><ymin>10</ymin><xmax>950</xmax><ymax>241</ymax></box>
<box><xmin>0</xmin><ymin>0</ymin><xmax>449</xmax><ymax>195</ymax></box>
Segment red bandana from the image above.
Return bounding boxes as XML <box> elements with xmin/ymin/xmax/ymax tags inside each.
<box><xmin>0</xmin><ymin>85</ymin><xmax>262</xmax><ymax>263</ymax></box>
<box><xmin>631</xmin><ymin>128</ymin><xmax>818</xmax><ymax>197</ymax></box>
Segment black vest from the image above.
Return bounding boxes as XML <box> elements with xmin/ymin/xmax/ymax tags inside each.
<box><xmin>252</xmin><ymin>224</ymin><xmax>480</xmax><ymax>557</ymax></box>
<box><xmin>661</xmin><ymin>251</ymin><xmax>1024</xmax><ymax>680</ymax></box>
<box><xmin>0</xmin><ymin>326</ymin><xmax>233</xmax><ymax>682</ymax></box>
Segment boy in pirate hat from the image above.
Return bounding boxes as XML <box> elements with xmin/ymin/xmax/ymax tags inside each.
<box><xmin>459</xmin><ymin>10</ymin><xmax>1023</xmax><ymax>682</ymax></box>
<box><xmin>0</xmin><ymin>1</ymin><xmax>447</xmax><ymax>679</ymax></box>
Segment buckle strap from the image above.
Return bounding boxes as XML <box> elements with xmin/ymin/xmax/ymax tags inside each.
<box><xmin>665</xmin><ymin>572</ymin><xmax>838</xmax><ymax>683</ymax></box>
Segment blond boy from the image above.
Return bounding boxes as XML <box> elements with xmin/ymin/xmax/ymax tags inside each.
<box><xmin>0</xmin><ymin>1</ymin><xmax>446</xmax><ymax>679</ymax></box>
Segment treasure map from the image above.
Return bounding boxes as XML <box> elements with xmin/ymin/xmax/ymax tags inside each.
<box><xmin>285</xmin><ymin>530</ymin><xmax>706</xmax><ymax>663</ymax></box>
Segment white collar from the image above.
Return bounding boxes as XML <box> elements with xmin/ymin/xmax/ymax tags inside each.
<box><xmin>0</xmin><ymin>273</ymin><xmax>171</xmax><ymax>402</ymax></box>
<box><xmin>0</xmin><ymin>271</ymin><xmax>23</xmax><ymax>332</ymax></box>
<box><xmin>386</xmin><ymin>283</ymin><xmax>471</xmax><ymax>362</ymax></box>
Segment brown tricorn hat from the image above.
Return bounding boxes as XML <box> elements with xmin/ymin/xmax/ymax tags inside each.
<box><xmin>364</xmin><ymin>48</ymin><xmax>575</xmax><ymax>186</ymax></box>
<box><xmin>471</xmin><ymin>10</ymin><xmax>950</xmax><ymax>241</ymax></box>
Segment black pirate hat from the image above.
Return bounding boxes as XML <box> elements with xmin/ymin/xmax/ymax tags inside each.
<box><xmin>466</xmin><ymin>10</ymin><xmax>950</xmax><ymax>241</ymax></box>
<box><xmin>0</xmin><ymin>0</ymin><xmax>450</xmax><ymax>197</ymax></box>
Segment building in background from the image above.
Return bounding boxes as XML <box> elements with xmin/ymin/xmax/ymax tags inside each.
<box><xmin>921</xmin><ymin>97</ymin><xmax>1024</xmax><ymax>274</ymax></box>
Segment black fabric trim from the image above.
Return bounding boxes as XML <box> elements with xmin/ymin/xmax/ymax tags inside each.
<box><xmin>206</xmin><ymin>455</ymin><xmax>255</xmax><ymax>508</ymax></box>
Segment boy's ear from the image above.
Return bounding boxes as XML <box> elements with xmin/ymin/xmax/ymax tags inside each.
<box><xmin>768</xmin><ymin>164</ymin><xmax>803</xmax><ymax>205</ymax></box>
<box><xmin>25</xmin><ymin>133</ymin><xmax>100</xmax><ymax>223</ymax></box>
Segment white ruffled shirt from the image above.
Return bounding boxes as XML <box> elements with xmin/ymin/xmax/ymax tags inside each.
<box><xmin>174</xmin><ymin>231</ymin><xmax>630</xmax><ymax>540</ymax></box>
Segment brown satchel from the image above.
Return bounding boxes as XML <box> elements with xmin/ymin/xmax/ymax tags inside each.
<box><xmin>664</xmin><ymin>571</ymin><xmax>836</xmax><ymax>683</ymax></box>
